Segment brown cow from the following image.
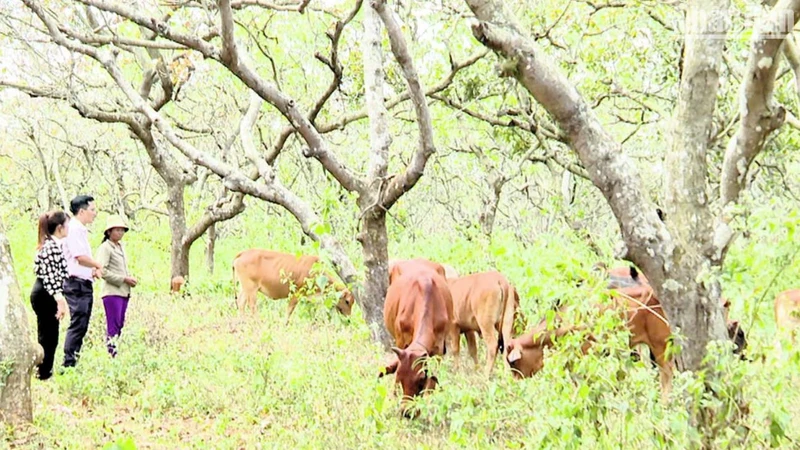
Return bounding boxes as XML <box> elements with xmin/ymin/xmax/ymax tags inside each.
<box><xmin>448</xmin><ymin>271</ymin><xmax>519</xmax><ymax>374</ymax></box>
<box><xmin>380</xmin><ymin>260</ymin><xmax>457</xmax><ymax>417</ymax></box>
<box><xmin>170</xmin><ymin>275</ymin><xmax>186</xmax><ymax>294</ymax></box>
<box><xmin>603</xmin><ymin>265</ymin><xmax>746</xmax><ymax>359</ymax></box>
<box><xmin>775</xmin><ymin>289</ymin><xmax>800</xmax><ymax>342</ymax></box>
<box><xmin>232</xmin><ymin>249</ymin><xmax>354</xmax><ymax>321</ymax></box>
<box><xmin>506</xmin><ymin>282</ymin><xmax>673</xmax><ymax>402</ymax></box>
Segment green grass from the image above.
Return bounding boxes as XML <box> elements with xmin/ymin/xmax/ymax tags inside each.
<box><xmin>3</xmin><ymin>210</ymin><xmax>800</xmax><ymax>449</ymax></box>
<box><xmin>5</xmin><ymin>288</ymin><xmax>799</xmax><ymax>449</ymax></box>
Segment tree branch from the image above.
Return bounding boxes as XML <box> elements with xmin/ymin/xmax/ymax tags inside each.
<box><xmin>76</xmin><ymin>0</ymin><xmax>221</xmax><ymax>58</ymax></box>
<box><xmin>362</xmin><ymin>3</ymin><xmax>391</xmax><ymax>182</ymax></box>
<box><xmin>183</xmin><ymin>191</ymin><xmax>245</xmax><ymax>248</ymax></box>
<box><xmin>316</xmin><ymin>50</ymin><xmax>488</xmax><ymax>133</ymax></box>
<box><xmin>217</xmin><ymin>0</ymin><xmax>365</xmax><ymax>193</ymax></box>
<box><xmin>782</xmin><ymin>33</ymin><xmax>800</xmax><ymax>100</ymax></box>
<box><xmin>720</xmin><ymin>0</ymin><xmax>800</xmax><ymax>209</ymax></box>
<box><xmin>466</xmin><ymin>0</ymin><xmax>669</xmax><ymax>278</ymax></box>
<box><xmin>373</xmin><ymin>0</ymin><xmax>437</xmax><ymax>209</ymax></box>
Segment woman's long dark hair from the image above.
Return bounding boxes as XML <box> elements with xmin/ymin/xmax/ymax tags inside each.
<box><xmin>102</xmin><ymin>230</ymin><xmax>111</xmax><ymax>243</ymax></box>
<box><xmin>37</xmin><ymin>211</ymin><xmax>69</xmax><ymax>250</ymax></box>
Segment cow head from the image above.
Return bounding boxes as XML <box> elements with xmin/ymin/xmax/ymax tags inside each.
<box><xmin>379</xmin><ymin>346</ymin><xmax>438</xmax><ymax>418</ymax></box>
<box><xmin>505</xmin><ymin>338</ymin><xmax>545</xmax><ymax>379</ymax></box>
<box><xmin>335</xmin><ymin>289</ymin><xmax>355</xmax><ymax>316</ymax></box>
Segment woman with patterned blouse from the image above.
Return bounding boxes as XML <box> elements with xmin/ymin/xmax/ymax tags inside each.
<box><xmin>31</xmin><ymin>210</ymin><xmax>70</xmax><ymax>380</ymax></box>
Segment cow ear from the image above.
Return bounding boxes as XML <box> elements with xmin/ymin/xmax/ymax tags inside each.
<box><xmin>389</xmin><ymin>264</ymin><xmax>402</xmax><ymax>285</ymax></box>
<box><xmin>507</xmin><ymin>348</ymin><xmax>522</xmax><ymax>363</ymax></box>
<box><xmin>380</xmin><ymin>359</ymin><xmax>399</xmax><ymax>378</ymax></box>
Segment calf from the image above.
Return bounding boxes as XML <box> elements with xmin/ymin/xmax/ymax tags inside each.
<box><xmin>232</xmin><ymin>249</ymin><xmax>354</xmax><ymax>320</ymax></box>
<box><xmin>448</xmin><ymin>271</ymin><xmax>519</xmax><ymax>374</ymax></box>
<box><xmin>604</xmin><ymin>265</ymin><xmax>746</xmax><ymax>360</ymax></box>
<box><xmin>380</xmin><ymin>261</ymin><xmax>457</xmax><ymax>417</ymax></box>
<box><xmin>506</xmin><ymin>282</ymin><xmax>673</xmax><ymax>402</ymax></box>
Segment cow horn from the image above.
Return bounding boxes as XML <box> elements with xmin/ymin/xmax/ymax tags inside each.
<box><xmin>391</xmin><ymin>347</ymin><xmax>403</xmax><ymax>357</ymax></box>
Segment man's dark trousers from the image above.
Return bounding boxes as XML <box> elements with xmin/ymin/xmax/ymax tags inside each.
<box><xmin>63</xmin><ymin>276</ymin><xmax>93</xmax><ymax>367</ymax></box>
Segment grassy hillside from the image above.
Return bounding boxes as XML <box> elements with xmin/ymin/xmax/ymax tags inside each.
<box><xmin>2</xmin><ymin>203</ymin><xmax>800</xmax><ymax>449</ymax></box>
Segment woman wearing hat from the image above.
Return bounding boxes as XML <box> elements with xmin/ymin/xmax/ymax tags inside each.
<box><xmin>96</xmin><ymin>215</ymin><xmax>137</xmax><ymax>357</ymax></box>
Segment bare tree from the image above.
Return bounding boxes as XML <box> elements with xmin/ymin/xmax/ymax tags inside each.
<box><xmin>12</xmin><ymin>0</ymin><xmax>481</xmax><ymax>346</ymax></box>
<box><xmin>1</xmin><ymin>22</ymin><xmax>246</xmax><ymax>283</ymax></box>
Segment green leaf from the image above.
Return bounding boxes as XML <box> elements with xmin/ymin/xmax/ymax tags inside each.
<box><xmin>578</xmin><ymin>383</ymin><xmax>590</xmax><ymax>400</ymax></box>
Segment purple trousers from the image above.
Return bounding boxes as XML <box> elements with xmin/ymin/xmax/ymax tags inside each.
<box><xmin>102</xmin><ymin>295</ymin><xmax>129</xmax><ymax>357</ymax></box>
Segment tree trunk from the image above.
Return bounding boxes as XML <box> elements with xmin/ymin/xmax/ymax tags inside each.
<box><xmin>205</xmin><ymin>223</ymin><xmax>216</xmax><ymax>274</ymax></box>
<box><xmin>0</xmin><ymin>220</ymin><xmax>42</xmax><ymax>424</ymax></box>
<box><xmin>479</xmin><ymin>175</ymin><xmax>504</xmax><ymax>238</ymax></box>
<box><xmin>659</xmin><ymin>0</ymin><xmax>730</xmax><ymax>370</ymax></box>
<box><xmin>357</xmin><ymin>3</ymin><xmax>393</xmax><ymax>349</ymax></box>
<box><xmin>356</xmin><ymin>210</ymin><xmax>393</xmax><ymax>348</ymax></box>
<box><xmin>166</xmin><ymin>183</ymin><xmax>189</xmax><ymax>280</ymax></box>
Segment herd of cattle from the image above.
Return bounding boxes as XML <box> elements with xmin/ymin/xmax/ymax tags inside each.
<box><xmin>224</xmin><ymin>249</ymin><xmax>800</xmax><ymax>417</ymax></box>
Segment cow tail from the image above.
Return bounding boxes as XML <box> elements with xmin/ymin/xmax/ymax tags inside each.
<box><xmin>499</xmin><ymin>283</ymin><xmax>518</xmax><ymax>356</ymax></box>
<box><xmin>497</xmin><ymin>283</ymin><xmax>506</xmax><ymax>355</ymax></box>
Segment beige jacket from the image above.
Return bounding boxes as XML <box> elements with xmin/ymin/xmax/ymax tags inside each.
<box><xmin>96</xmin><ymin>240</ymin><xmax>132</xmax><ymax>298</ymax></box>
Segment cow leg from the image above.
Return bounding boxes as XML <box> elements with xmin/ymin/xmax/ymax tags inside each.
<box><xmin>447</xmin><ymin>327</ymin><xmax>461</xmax><ymax>361</ymax></box>
<box><xmin>237</xmin><ymin>280</ymin><xmax>258</xmax><ymax>316</ymax></box>
<box><xmin>650</xmin><ymin>341</ymin><xmax>673</xmax><ymax>403</ymax></box>
<box><xmin>477</xmin><ymin>317</ymin><xmax>500</xmax><ymax>375</ymax></box>
<box><xmin>248</xmin><ymin>290</ymin><xmax>258</xmax><ymax>315</ymax></box>
<box><xmin>286</xmin><ymin>295</ymin><xmax>301</xmax><ymax>324</ymax></box>
<box><xmin>236</xmin><ymin>289</ymin><xmax>247</xmax><ymax>315</ymax></box>
<box><xmin>447</xmin><ymin>322</ymin><xmax>461</xmax><ymax>364</ymax></box>
<box><xmin>464</xmin><ymin>331</ymin><xmax>479</xmax><ymax>367</ymax></box>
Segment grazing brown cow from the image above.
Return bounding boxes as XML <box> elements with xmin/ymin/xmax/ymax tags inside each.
<box><xmin>232</xmin><ymin>249</ymin><xmax>354</xmax><ymax>320</ymax></box>
<box><xmin>380</xmin><ymin>260</ymin><xmax>457</xmax><ymax>417</ymax></box>
<box><xmin>601</xmin><ymin>264</ymin><xmax>746</xmax><ymax>358</ymax></box>
<box><xmin>170</xmin><ymin>275</ymin><xmax>186</xmax><ymax>294</ymax></box>
<box><xmin>775</xmin><ymin>289</ymin><xmax>800</xmax><ymax>342</ymax></box>
<box><xmin>506</xmin><ymin>282</ymin><xmax>674</xmax><ymax>402</ymax></box>
<box><xmin>448</xmin><ymin>271</ymin><xmax>519</xmax><ymax>374</ymax></box>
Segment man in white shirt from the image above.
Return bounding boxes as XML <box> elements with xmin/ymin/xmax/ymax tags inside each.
<box><xmin>62</xmin><ymin>195</ymin><xmax>104</xmax><ymax>368</ymax></box>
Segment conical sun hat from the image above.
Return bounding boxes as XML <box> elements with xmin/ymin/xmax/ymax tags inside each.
<box><xmin>104</xmin><ymin>215</ymin><xmax>130</xmax><ymax>233</ymax></box>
